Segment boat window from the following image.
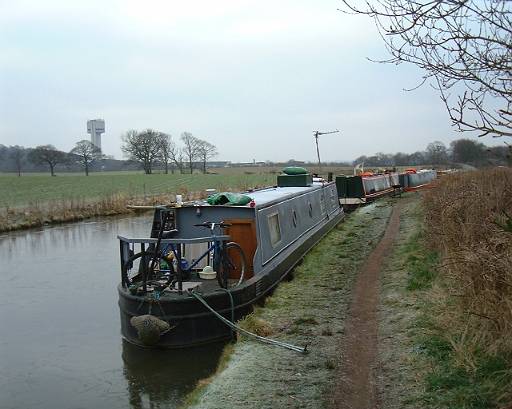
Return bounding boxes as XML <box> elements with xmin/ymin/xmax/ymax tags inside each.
<box><xmin>308</xmin><ymin>202</ymin><xmax>313</xmax><ymax>217</ymax></box>
<box><xmin>292</xmin><ymin>209</ymin><xmax>297</xmax><ymax>227</ymax></box>
<box><xmin>268</xmin><ymin>213</ymin><xmax>282</xmax><ymax>247</ymax></box>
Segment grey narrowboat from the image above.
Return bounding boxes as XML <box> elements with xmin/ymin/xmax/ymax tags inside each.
<box><xmin>335</xmin><ymin>172</ymin><xmax>400</xmax><ymax>207</ymax></box>
<box><xmin>117</xmin><ymin>177</ymin><xmax>344</xmax><ymax>348</ymax></box>
<box><xmin>400</xmin><ymin>169</ymin><xmax>437</xmax><ymax>191</ymax></box>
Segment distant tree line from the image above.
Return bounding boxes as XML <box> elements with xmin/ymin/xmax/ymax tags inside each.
<box><xmin>0</xmin><ymin>143</ymin><xmax>108</xmax><ymax>176</ymax></box>
<box><xmin>353</xmin><ymin>139</ymin><xmax>511</xmax><ymax>168</ymax></box>
<box><xmin>1</xmin><ymin>144</ymin><xmax>64</xmax><ymax>175</ymax></box>
<box><xmin>0</xmin><ymin>131</ymin><xmax>219</xmax><ymax>176</ymax></box>
<box><xmin>121</xmin><ymin>129</ymin><xmax>218</xmax><ymax>175</ymax></box>
<box><xmin>1</xmin><ymin>137</ymin><xmax>509</xmax><ymax>176</ymax></box>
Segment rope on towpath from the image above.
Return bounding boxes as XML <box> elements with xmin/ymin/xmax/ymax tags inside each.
<box><xmin>190</xmin><ymin>291</ymin><xmax>308</xmax><ymax>354</ymax></box>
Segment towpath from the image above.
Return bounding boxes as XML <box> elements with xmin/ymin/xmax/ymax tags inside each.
<box><xmin>183</xmin><ymin>199</ymin><xmax>421</xmax><ymax>409</ymax></box>
<box><xmin>330</xmin><ymin>203</ymin><xmax>402</xmax><ymax>409</ymax></box>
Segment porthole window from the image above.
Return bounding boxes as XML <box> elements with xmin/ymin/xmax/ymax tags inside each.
<box><xmin>330</xmin><ymin>188</ymin><xmax>337</xmax><ymax>205</ymax></box>
<box><xmin>268</xmin><ymin>213</ymin><xmax>282</xmax><ymax>247</ymax></box>
<box><xmin>320</xmin><ymin>195</ymin><xmax>325</xmax><ymax>214</ymax></box>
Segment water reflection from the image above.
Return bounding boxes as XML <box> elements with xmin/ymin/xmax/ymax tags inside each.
<box><xmin>122</xmin><ymin>340</ymin><xmax>225</xmax><ymax>409</ymax></box>
<box><xmin>0</xmin><ymin>215</ymin><xmax>224</xmax><ymax>409</ymax></box>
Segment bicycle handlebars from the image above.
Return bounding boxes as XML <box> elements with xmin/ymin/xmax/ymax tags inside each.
<box><xmin>193</xmin><ymin>221</ymin><xmax>232</xmax><ymax>229</ymax></box>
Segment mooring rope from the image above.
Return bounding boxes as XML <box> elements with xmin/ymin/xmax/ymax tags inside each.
<box><xmin>217</xmin><ymin>288</ymin><xmax>235</xmax><ymax>340</ymax></box>
<box><xmin>190</xmin><ymin>291</ymin><xmax>308</xmax><ymax>354</ymax></box>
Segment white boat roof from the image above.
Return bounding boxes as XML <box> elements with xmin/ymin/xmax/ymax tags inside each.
<box><xmin>248</xmin><ymin>182</ymin><xmax>324</xmax><ymax>207</ymax></box>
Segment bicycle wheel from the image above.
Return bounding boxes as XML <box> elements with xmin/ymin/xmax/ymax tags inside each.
<box><xmin>122</xmin><ymin>251</ymin><xmax>175</xmax><ymax>289</ymax></box>
<box><xmin>217</xmin><ymin>242</ymin><xmax>246</xmax><ymax>289</ymax></box>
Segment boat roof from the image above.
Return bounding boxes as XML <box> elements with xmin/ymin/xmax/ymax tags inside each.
<box><xmin>181</xmin><ymin>181</ymin><xmax>327</xmax><ymax>210</ymax></box>
<box><xmin>248</xmin><ymin>182</ymin><xmax>324</xmax><ymax>208</ymax></box>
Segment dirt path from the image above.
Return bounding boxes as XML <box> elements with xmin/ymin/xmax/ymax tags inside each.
<box><xmin>331</xmin><ymin>203</ymin><xmax>402</xmax><ymax>409</ymax></box>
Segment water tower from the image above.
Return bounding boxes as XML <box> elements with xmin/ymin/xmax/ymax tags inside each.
<box><xmin>87</xmin><ymin>119</ymin><xmax>105</xmax><ymax>151</ymax></box>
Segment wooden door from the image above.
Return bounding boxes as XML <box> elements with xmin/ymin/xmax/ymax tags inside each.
<box><xmin>224</xmin><ymin>218</ymin><xmax>257</xmax><ymax>279</ymax></box>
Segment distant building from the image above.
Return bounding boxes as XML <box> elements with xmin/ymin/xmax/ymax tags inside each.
<box><xmin>206</xmin><ymin>161</ymin><xmax>231</xmax><ymax>168</ymax></box>
<box><xmin>230</xmin><ymin>161</ymin><xmax>266</xmax><ymax>167</ymax></box>
<box><xmin>87</xmin><ymin>119</ymin><xmax>105</xmax><ymax>151</ymax></box>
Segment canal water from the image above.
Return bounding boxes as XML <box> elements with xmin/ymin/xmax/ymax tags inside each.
<box><xmin>0</xmin><ymin>216</ymin><xmax>224</xmax><ymax>409</ymax></box>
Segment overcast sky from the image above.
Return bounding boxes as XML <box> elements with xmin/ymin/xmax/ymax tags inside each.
<box><xmin>0</xmin><ymin>0</ymin><xmax>500</xmax><ymax>162</ymax></box>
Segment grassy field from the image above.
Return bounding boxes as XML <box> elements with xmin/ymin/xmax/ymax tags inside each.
<box><xmin>0</xmin><ymin>166</ymin><xmax>357</xmax><ymax>208</ymax></box>
<box><xmin>0</xmin><ymin>165</ymin><xmax>427</xmax><ymax>232</ymax></box>
<box><xmin>0</xmin><ymin>172</ymin><xmax>274</xmax><ymax>208</ymax></box>
<box><xmin>0</xmin><ymin>166</ymin><xmax>357</xmax><ymax>232</ymax></box>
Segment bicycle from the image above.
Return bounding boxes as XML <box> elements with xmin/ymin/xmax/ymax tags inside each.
<box><xmin>122</xmin><ymin>220</ymin><xmax>247</xmax><ymax>292</ymax></box>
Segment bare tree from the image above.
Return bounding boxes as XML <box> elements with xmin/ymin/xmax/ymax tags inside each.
<box><xmin>180</xmin><ymin>132</ymin><xmax>200</xmax><ymax>174</ymax></box>
<box><xmin>28</xmin><ymin>145</ymin><xmax>68</xmax><ymax>176</ymax></box>
<box><xmin>10</xmin><ymin>145</ymin><xmax>25</xmax><ymax>176</ymax></box>
<box><xmin>175</xmin><ymin>149</ymin><xmax>185</xmax><ymax>174</ymax></box>
<box><xmin>426</xmin><ymin>141</ymin><xmax>448</xmax><ymax>165</ymax></box>
<box><xmin>121</xmin><ymin>129</ymin><xmax>166</xmax><ymax>174</ymax></box>
<box><xmin>340</xmin><ymin>1</ymin><xmax>512</xmax><ymax>137</ymax></box>
<box><xmin>196</xmin><ymin>139</ymin><xmax>218</xmax><ymax>174</ymax></box>
<box><xmin>70</xmin><ymin>140</ymin><xmax>102</xmax><ymax>176</ymax></box>
<box><xmin>158</xmin><ymin>133</ymin><xmax>179</xmax><ymax>174</ymax></box>
<box><xmin>450</xmin><ymin>138</ymin><xmax>486</xmax><ymax>165</ymax></box>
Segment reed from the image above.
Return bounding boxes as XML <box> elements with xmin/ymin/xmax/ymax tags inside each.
<box><xmin>422</xmin><ymin>167</ymin><xmax>512</xmax><ymax>404</ymax></box>
<box><xmin>0</xmin><ymin>190</ymin><xmax>203</xmax><ymax>232</ymax></box>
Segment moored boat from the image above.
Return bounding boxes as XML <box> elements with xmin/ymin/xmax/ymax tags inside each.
<box><xmin>117</xmin><ymin>173</ymin><xmax>344</xmax><ymax>348</ymax></box>
<box><xmin>400</xmin><ymin>168</ymin><xmax>437</xmax><ymax>191</ymax></box>
<box><xmin>335</xmin><ymin>172</ymin><xmax>400</xmax><ymax>207</ymax></box>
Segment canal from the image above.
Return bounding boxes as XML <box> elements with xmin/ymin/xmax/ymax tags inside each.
<box><xmin>0</xmin><ymin>216</ymin><xmax>224</xmax><ymax>409</ymax></box>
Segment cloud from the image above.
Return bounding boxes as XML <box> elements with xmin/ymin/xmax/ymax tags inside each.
<box><xmin>1</xmin><ymin>0</ymin><xmax>492</xmax><ymax>162</ymax></box>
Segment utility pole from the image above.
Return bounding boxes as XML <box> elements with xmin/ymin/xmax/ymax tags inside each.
<box><xmin>313</xmin><ymin>129</ymin><xmax>339</xmax><ymax>173</ymax></box>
